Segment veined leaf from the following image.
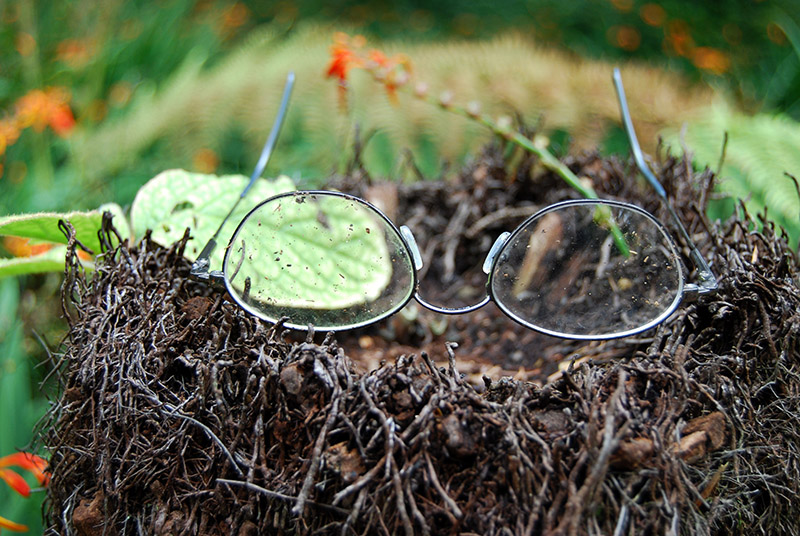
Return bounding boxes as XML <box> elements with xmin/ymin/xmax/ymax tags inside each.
<box><xmin>225</xmin><ymin>192</ymin><xmax>394</xmax><ymax>311</ymax></box>
<box><xmin>0</xmin><ymin>203</ymin><xmax>128</xmax><ymax>255</ymax></box>
<box><xmin>130</xmin><ymin>170</ymin><xmax>296</xmax><ymax>268</ymax></box>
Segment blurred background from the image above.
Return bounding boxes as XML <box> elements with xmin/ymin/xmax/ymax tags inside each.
<box><xmin>1</xmin><ymin>0</ymin><xmax>799</xmax><ymax>531</ymax></box>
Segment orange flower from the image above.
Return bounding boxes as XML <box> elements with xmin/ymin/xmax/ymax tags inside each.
<box><xmin>367</xmin><ymin>49</ymin><xmax>389</xmax><ymax>68</ymax></box>
<box><xmin>0</xmin><ymin>452</ymin><xmax>49</xmax><ymax>533</ymax></box>
<box><xmin>326</xmin><ymin>42</ymin><xmax>358</xmax><ymax>82</ymax></box>
<box><xmin>368</xmin><ymin>50</ymin><xmax>411</xmax><ymax>101</ymax></box>
<box><xmin>692</xmin><ymin>47</ymin><xmax>730</xmax><ymax>74</ymax></box>
<box><xmin>326</xmin><ymin>33</ymin><xmax>366</xmax><ymax>105</ymax></box>
<box><xmin>15</xmin><ymin>87</ymin><xmax>75</xmax><ymax>137</ymax></box>
<box><xmin>192</xmin><ymin>147</ymin><xmax>220</xmax><ymax>173</ymax></box>
<box><xmin>640</xmin><ymin>3</ymin><xmax>666</xmax><ymax>27</ymax></box>
<box><xmin>0</xmin><ymin>452</ymin><xmax>49</xmax><ymax>495</ymax></box>
<box><xmin>55</xmin><ymin>38</ymin><xmax>95</xmax><ymax>68</ymax></box>
<box><xmin>609</xmin><ymin>25</ymin><xmax>642</xmax><ymax>51</ymax></box>
<box><xmin>326</xmin><ymin>33</ymin><xmax>413</xmax><ymax>105</ymax></box>
<box><xmin>664</xmin><ymin>20</ymin><xmax>695</xmax><ymax>57</ymax></box>
<box><xmin>0</xmin><ymin>118</ymin><xmax>21</xmax><ymax>157</ymax></box>
<box><xmin>220</xmin><ymin>2</ymin><xmax>250</xmax><ymax>34</ymax></box>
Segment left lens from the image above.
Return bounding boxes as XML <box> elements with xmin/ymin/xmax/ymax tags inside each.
<box><xmin>223</xmin><ymin>191</ymin><xmax>415</xmax><ymax>331</ymax></box>
<box><xmin>489</xmin><ymin>200</ymin><xmax>684</xmax><ymax>339</ymax></box>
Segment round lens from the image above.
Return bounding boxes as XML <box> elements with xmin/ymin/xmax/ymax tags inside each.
<box><xmin>489</xmin><ymin>200</ymin><xmax>684</xmax><ymax>339</ymax></box>
<box><xmin>223</xmin><ymin>191</ymin><xmax>416</xmax><ymax>330</ymax></box>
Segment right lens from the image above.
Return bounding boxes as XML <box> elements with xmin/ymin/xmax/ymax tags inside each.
<box><xmin>223</xmin><ymin>191</ymin><xmax>416</xmax><ymax>331</ymax></box>
<box><xmin>489</xmin><ymin>200</ymin><xmax>684</xmax><ymax>339</ymax></box>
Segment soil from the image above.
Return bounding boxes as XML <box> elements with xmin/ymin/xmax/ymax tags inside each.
<box><xmin>40</xmin><ymin>145</ymin><xmax>800</xmax><ymax>535</ymax></box>
<box><xmin>328</xmin><ymin>148</ymin><xmax>646</xmax><ymax>381</ymax></box>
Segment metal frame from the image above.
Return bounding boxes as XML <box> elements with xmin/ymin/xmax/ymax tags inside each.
<box><xmin>221</xmin><ymin>190</ymin><xmax>420</xmax><ymax>331</ymax></box>
<box><xmin>612</xmin><ymin>68</ymin><xmax>718</xmax><ymax>300</ymax></box>
<box><xmin>217</xmin><ymin>191</ymin><xmax>689</xmax><ymax>339</ymax></box>
<box><xmin>484</xmin><ymin>198</ymin><xmax>686</xmax><ymax>340</ymax></box>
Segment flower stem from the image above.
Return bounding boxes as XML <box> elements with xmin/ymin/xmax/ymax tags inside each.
<box><xmin>330</xmin><ymin>34</ymin><xmax>630</xmax><ymax>256</ymax></box>
<box><xmin>31</xmin><ymin>130</ymin><xmax>55</xmax><ymax>189</ymax></box>
<box><xmin>438</xmin><ymin>101</ymin><xmax>598</xmax><ymax>198</ymax></box>
<box><xmin>438</xmin><ymin>102</ymin><xmax>630</xmax><ymax>256</ymax></box>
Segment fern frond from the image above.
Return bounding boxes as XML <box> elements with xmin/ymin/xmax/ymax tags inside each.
<box><xmin>664</xmin><ymin>103</ymin><xmax>800</xmax><ymax>246</ymax></box>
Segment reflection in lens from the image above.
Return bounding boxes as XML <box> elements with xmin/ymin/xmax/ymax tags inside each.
<box><xmin>223</xmin><ymin>191</ymin><xmax>415</xmax><ymax>331</ymax></box>
<box><xmin>490</xmin><ymin>201</ymin><xmax>683</xmax><ymax>339</ymax></box>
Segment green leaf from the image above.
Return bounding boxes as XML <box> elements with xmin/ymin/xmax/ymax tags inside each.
<box><xmin>0</xmin><ymin>245</ymin><xmax>90</xmax><ymax>278</ymax></box>
<box><xmin>0</xmin><ymin>203</ymin><xmax>129</xmax><ymax>254</ymax></box>
<box><xmin>130</xmin><ymin>169</ymin><xmax>296</xmax><ymax>267</ymax></box>
<box><xmin>225</xmin><ymin>192</ymin><xmax>395</xmax><ymax>312</ymax></box>
<box><xmin>0</xmin><ymin>212</ymin><xmax>97</xmax><ymax>252</ymax></box>
<box><xmin>0</xmin><ymin>204</ymin><xmax>127</xmax><ymax>279</ymax></box>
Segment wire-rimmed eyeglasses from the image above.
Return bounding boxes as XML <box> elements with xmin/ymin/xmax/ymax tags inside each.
<box><xmin>190</xmin><ymin>69</ymin><xmax>717</xmax><ymax>339</ymax></box>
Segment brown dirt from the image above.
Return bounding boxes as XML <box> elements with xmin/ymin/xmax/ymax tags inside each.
<box><xmin>40</xmin><ymin>145</ymin><xmax>800</xmax><ymax>535</ymax></box>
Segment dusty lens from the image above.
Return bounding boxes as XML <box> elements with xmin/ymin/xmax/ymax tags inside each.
<box><xmin>224</xmin><ymin>191</ymin><xmax>415</xmax><ymax>330</ymax></box>
<box><xmin>490</xmin><ymin>200</ymin><xmax>684</xmax><ymax>339</ymax></box>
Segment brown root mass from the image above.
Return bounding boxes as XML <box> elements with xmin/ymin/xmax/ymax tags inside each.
<box><xmin>42</xmin><ymin>148</ymin><xmax>800</xmax><ymax>535</ymax></box>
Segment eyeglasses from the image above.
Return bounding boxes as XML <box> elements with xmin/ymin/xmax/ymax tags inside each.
<box><xmin>191</xmin><ymin>69</ymin><xmax>717</xmax><ymax>339</ymax></box>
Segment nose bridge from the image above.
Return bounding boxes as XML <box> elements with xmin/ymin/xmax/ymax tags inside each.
<box><xmin>413</xmin><ymin>291</ymin><xmax>492</xmax><ymax>316</ymax></box>
<box><xmin>399</xmin><ymin>224</ymin><xmax>495</xmax><ymax>315</ymax></box>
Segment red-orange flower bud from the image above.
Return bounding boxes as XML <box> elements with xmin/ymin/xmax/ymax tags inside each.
<box><xmin>0</xmin><ymin>468</ymin><xmax>30</xmax><ymax>497</ymax></box>
<box><xmin>0</xmin><ymin>452</ymin><xmax>49</xmax><ymax>486</ymax></box>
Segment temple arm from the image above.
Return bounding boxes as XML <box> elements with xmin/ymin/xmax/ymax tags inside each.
<box><xmin>612</xmin><ymin>68</ymin><xmax>717</xmax><ymax>298</ymax></box>
<box><xmin>191</xmin><ymin>71</ymin><xmax>295</xmax><ymax>285</ymax></box>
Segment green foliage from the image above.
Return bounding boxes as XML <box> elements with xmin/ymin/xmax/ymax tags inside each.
<box><xmin>0</xmin><ymin>204</ymin><xmax>128</xmax><ymax>253</ymax></box>
<box><xmin>238</xmin><ymin>0</ymin><xmax>800</xmax><ymax>118</ymax></box>
<box><xmin>0</xmin><ymin>279</ymin><xmax>47</xmax><ymax>534</ymax></box>
<box><xmin>0</xmin><ymin>0</ymin><xmax>230</xmax><ymax>214</ymax></box>
<box><xmin>130</xmin><ymin>170</ymin><xmax>295</xmax><ymax>266</ymax></box>
<box><xmin>0</xmin><ymin>170</ymin><xmax>299</xmax><ymax>279</ymax></box>
<box><xmin>66</xmin><ymin>27</ymin><xmax>717</xmax><ymax>191</ymax></box>
<box><xmin>0</xmin><ymin>246</ymin><xmax>76</xmax><ymax>278</ymax></box>
<box><xmin>0</xmin><ymin>203</ymin><xmax>127</xmax><ymax>278</ymax></box>
<box><xmin>228</xmin><ymin>192</ymin><xmax>393</xmax><ymax>310</ymax></box>
<box><xmin>665</xmin><ymin>105</ymin><xmax>800</xmax><ymax>246</ymax></box>
<box><xmin>6</xmin><ymin>0</ymin><xmax>795</xmax><ymax>213</ymax></box>
<box><xmin>1</xmin><ymin>0</ymin><xmax>797</xmax><ymax>211</ymax></box>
